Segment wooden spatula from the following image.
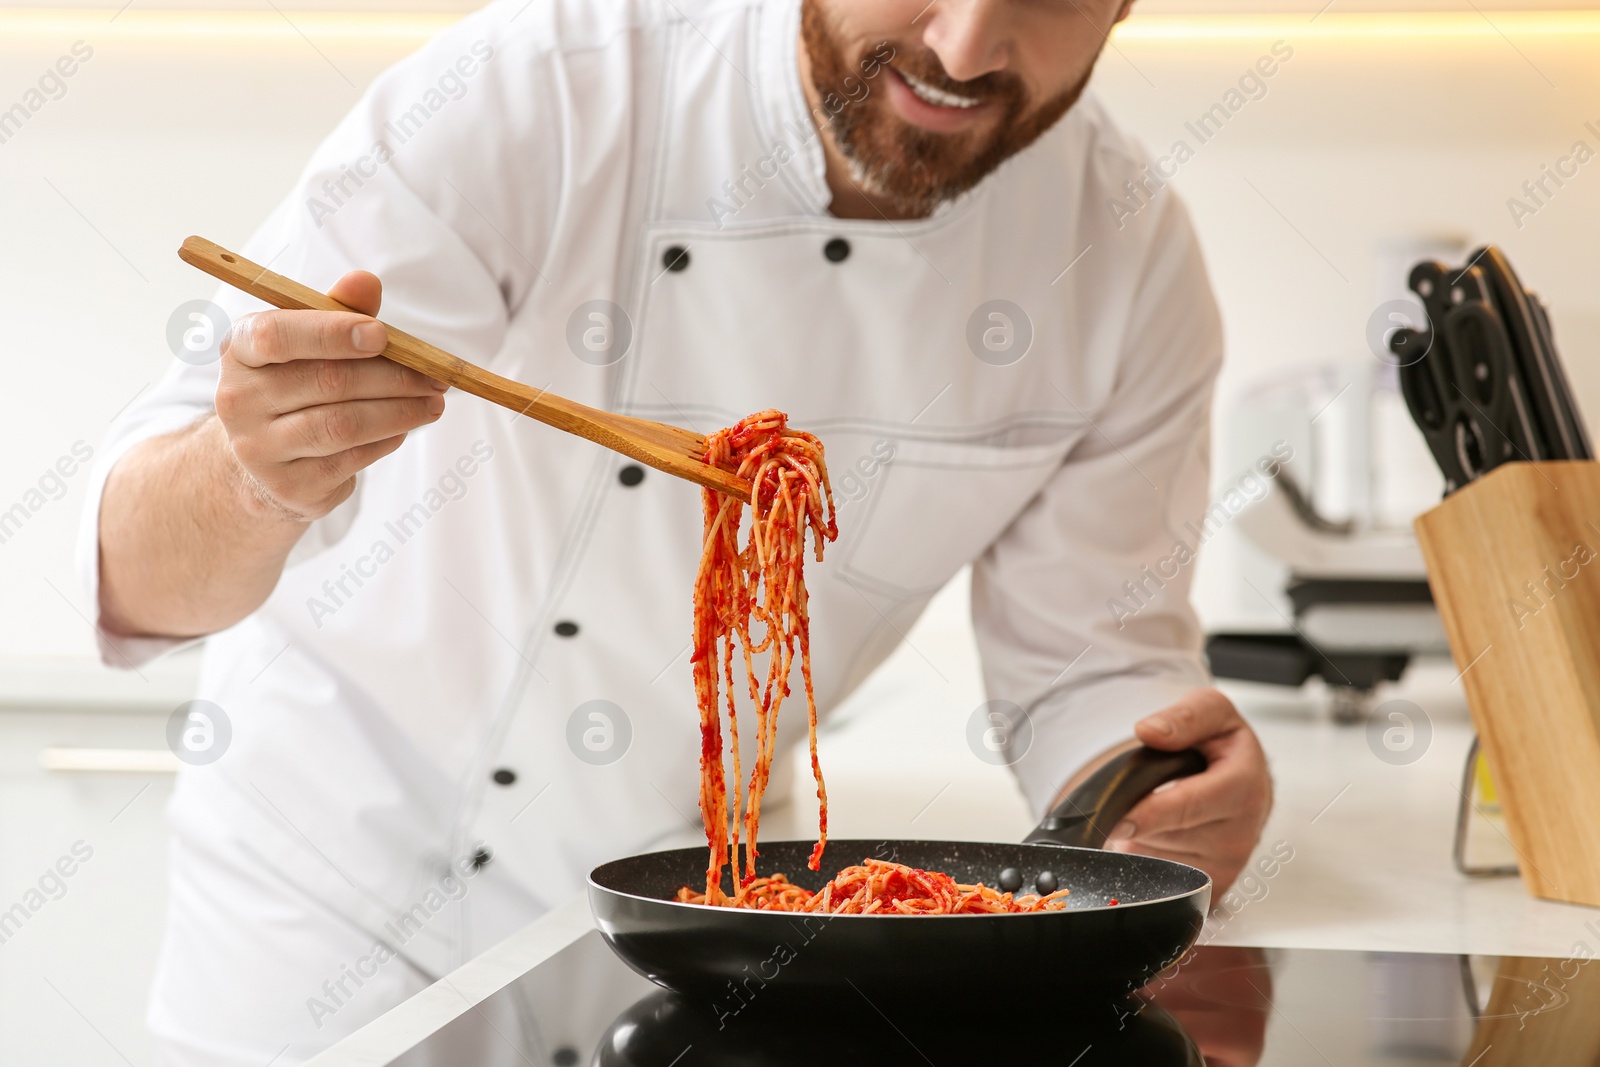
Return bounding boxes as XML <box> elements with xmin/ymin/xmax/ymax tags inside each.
<box><xmin>177</xmin><ymin>236</ymin><xmax>752</xmax><ymax>502</ymax></box>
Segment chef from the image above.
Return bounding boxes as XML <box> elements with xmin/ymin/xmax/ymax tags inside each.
<box><xmin>81</xmin><ymin>0</ymin><xmax>1272</xmax><ymax>1061</ymax></box>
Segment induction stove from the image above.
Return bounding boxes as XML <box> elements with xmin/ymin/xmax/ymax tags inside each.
<box><xmin>375</xmin><ymin>930</ymin><xmax>1593</xmax><ymax>1066</ymax></box>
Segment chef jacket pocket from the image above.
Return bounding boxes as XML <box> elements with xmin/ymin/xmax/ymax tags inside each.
<box><xmin>837</xmin><ymin>435</ymin><xmax>1078</xmax><ymax>600</ymax></box>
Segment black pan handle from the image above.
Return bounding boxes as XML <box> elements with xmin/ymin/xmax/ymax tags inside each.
<box><xmin>1023</xmin><ymin>746</ymin><xmax>1207</xmax><ymax>849</ymax></box>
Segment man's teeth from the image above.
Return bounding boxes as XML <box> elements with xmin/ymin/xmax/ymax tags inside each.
<box><xmin>898</xmin><ymin>70</ymin><xmax>982</xmax><ymax>110</ymax></box>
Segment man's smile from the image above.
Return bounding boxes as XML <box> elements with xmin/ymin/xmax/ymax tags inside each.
<box><xmin>883</xmin><ymin>65</ymin><xmax>996</xmax><ymax>133</ymax></box>
<box><xmin>898</xmin><ymin>68</ymin><xmax>982</xmax><ymax>108</ymax></box>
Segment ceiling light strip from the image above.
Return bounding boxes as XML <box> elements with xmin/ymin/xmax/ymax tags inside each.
<box><xmin>0</xmin><ymin>8</ymin><xmax>1597</xmax><ymax>40</ymax></box>
<box><xmin>0</xmin><ymin>9</ymin><xmax>457</xmax><ymax>39</ymax></box>
<box><xmin>1113</xmin><ymin>11</ymin><xmax>1600</xmax><ymax>40</ymax></box>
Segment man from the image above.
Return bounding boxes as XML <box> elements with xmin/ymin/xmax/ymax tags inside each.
<box><xmin>83</xmin><ymin>0</ymin><xmax>1271</xmax><ymax>1060</ymax></box>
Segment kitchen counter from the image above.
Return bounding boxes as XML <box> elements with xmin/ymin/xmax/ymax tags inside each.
<box><xmin>309</xmin><ymin>663</ymin><xmax>1599</xmax><ymax>1066</ymax></box>
<box><xmin>1211</xmin><ymin>681</ymin><xmax>1598</xmax><ymax>961</ymax></box>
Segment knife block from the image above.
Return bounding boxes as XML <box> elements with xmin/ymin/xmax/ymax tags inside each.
<box><xmin>1414</xmin><ymin>461</ymin><xmax>1600</xmax><ymax>908</ymax></box>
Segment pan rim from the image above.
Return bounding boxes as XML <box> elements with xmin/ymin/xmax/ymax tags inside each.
<box><xmin>588</xmin><ymin>836</ymin><xmax>1213</xmax><ymax>919</ymax></box>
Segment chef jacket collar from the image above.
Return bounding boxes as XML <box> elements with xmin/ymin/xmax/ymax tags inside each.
<box><xmin>752</xmin><ymin>0</ymin><xmax>832</xmax><ymax>216</ymax></box>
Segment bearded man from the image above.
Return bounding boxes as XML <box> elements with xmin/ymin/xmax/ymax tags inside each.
<box><xmin>84</xmin><ymin>0</ymin><xmax>1272</xmax><ymax>1061</ymax></box>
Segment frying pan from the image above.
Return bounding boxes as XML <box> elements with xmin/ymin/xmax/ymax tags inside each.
<box><xmin>589</xmin><ymin>747</ymin><xmax>1211</xmax><ymax>1009</ymax></box>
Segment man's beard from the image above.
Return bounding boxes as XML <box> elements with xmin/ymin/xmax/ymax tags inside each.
<box><xmin>801</xmin><ymin>0</ymin><xmax>1093</xmax><ymax>216</ymax></box>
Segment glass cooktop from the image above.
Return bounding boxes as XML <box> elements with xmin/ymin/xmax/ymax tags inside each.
<box><xmin>384</xmin><ymin>931</ymin><xmax>1589</xmax><ymax>1066</ymax></box>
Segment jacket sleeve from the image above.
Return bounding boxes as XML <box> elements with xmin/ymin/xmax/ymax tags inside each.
<box><xmin>75</xmin><ymin>5</ymin><xmax>558</xmax><ymax>667</ymax></box>
<box><xmin>971</xmin><ymin>190</ymin><xmax>1224</xmax><ymax>815</ymax></box>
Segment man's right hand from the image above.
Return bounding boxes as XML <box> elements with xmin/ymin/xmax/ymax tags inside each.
<box><xmin>217</xmin><ymin>270</ymin><xmax>447</xmax><ymax>521</ymax></box>
<box><xmin>98</xmin><ymin>270</ymin><xmax>446</xmax><ymax>640</ymax></box>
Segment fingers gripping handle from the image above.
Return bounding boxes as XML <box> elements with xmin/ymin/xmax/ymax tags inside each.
<box><xmin>1023</xmin><ymin>747</ymin><xmax>1207</xmax><ymax>850</ymax></box>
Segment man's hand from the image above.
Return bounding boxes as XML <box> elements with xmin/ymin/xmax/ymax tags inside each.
<box><xmin>99</xmin><ymin>271</ymin><xmax>446</xmax><ymax>639</ymax></box>
<box><xmin>1104</xmin><ymin>688</ymin><xmax>1272</xmax><ymax>895</ymax></box>
<box><xmin>217</xmin><ymin>271</ymin><xmax>446</xmax><ymax>521</ymax></box>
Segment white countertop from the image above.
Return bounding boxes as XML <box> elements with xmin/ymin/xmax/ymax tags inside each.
<box><xmin>1209</xmin><ymin>677</ymin><xmax>1600</xmax><ymax>959</ymax></box>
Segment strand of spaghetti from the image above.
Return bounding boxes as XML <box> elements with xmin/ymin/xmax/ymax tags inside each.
<box><xmin>693</xmin><ymin>455</ymin><xmax>740</xmax><ymax>903</ymax></box>
<box><xmin>799</xmin><ymin>619</ymin><xmax>827</xmax><ymax>869</ymax></box>
<box><xmin>744</xmin><ymin>561</ymin><xmax>791</xmax><ymax>882</ymax></box>
<box><xmin>745</xmin><ymin>496</ymin><xmax>778</xmax><ymax>888</ymax></box>
<box><xmin>722</xmin><ymin>628</ymin><xmax>742</xmax><ymax>892</ymax></box>
<box><xmin>757</xmin><ymin>461</ymin><xmax>811</xmax><ymax>878</ymax></box>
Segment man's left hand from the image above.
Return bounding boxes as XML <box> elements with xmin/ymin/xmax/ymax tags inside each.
<box><xmin>1104</xmin><ymin>688</ymin><xmax>1272</xmax><ymax>895</ymax></box>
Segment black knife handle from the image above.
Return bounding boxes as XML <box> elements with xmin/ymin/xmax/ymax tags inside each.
<box><xmin>1024</xmin><ymin>746</ymin><xmax>1207</xmax><ymax>850</ymax></box>
<box><xmin>1527</xmin><ymin>294</ymin><xmax>1592</xmax><ymax>460</ymax></box>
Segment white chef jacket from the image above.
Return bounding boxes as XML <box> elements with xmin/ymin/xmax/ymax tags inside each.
<box><xmin>79</xmin><ymin>0</ymin><xmax>1219</xmax><ymax>979</ymax></box>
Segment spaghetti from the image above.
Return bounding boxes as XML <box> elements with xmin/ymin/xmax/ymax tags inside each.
<box><xmin>675</xmin><ymin>858</ymin><xmax>1071</xmax><ymax>914</ymax></box>
<box><xmin>692</xmin><ymin>410</ymin><xmax>837</xmax><ymax>905</ymax></box>
<box><xmin>686</xmin><ymin>413</ymin><xmax>1071</xmax><ymax>914</ymax></box>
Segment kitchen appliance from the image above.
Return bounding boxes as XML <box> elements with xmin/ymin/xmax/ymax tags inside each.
<box><xmin>596</xmin><ymin>985</ymin><xmax>1201</xmax><ymax>1065</ymax></box>
<box><xmin>1394</xmin><ymin>245</ymin><xmax>1591</xmax><ymax>491</ymax></box>
<box><xmin>588</xmin><ymin>748</ymin><xmax>1210</xmax><ymax>1009</ymax></box>
<box><xmin>305</xmin><ymin>933</ymin><xmax>1595</xmax><ymax>1066</ymax></box>
<box><xmin>1204</xmin><ymin>361</ymin><xmax>1450</xmax><ymax>719</ymax></box>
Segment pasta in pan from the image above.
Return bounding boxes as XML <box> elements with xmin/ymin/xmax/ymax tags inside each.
<box><xmin>676</xmin><ymin>859</ymin><xmax>1071</xmax><ymax>914</ymax></box>
<box><xmin>685</xmin><ymin>411</ymin><xmax>1070</xmax><ymax>915</ymax></box>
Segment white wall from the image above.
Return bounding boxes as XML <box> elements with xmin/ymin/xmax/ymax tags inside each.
<box><xmin>1097</xmin><ymin>17</ymin><xmax>1600</xmax><ymax>626</ymax></box>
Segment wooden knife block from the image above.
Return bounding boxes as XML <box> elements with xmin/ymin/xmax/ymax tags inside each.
<box><xmin>1414</xmin><ymin>461</ymin><xmax>1600</xmax><ymax>908</ymax></box>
